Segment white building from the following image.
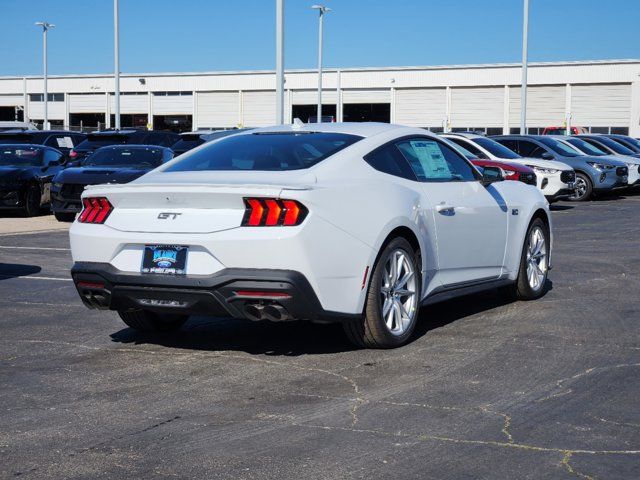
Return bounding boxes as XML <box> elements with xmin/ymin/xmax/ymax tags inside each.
<box><xmin>0</xmin><ymin>59</ymin><xmax>638</xmax><ymax>136</ymax></box>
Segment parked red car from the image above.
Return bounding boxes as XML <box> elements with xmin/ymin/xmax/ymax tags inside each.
<box><xmin>542</xmin><ymin>126</ymin><xmax>588</xmax><ymax>135</ymax></box>
<box><xmin>470</xmin><ymin>159</ymin><xmax>537</xmax><ymax>186</ymax></box>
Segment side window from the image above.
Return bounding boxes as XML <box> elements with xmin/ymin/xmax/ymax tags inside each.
<box><xmin>364</xmin><ymin>143</ymin><xmax>417</xmax><ymax>181</ymax></box>
<box><xmin>396</xmin><ymin>138</ymin><xmax>478</xmax><ymax>182</ymax></box>
<box><xmin>496</xmin><ymin>139</ymin><xmax>519</xmax><ymax>154</ymax></box>
<box><xmin>448</xmin><ymin>138</ymin><xmax>488</xmax><ymax>159</ymax></box>
<box><xmin>517</xmin><ymin>140</ymin><xmax>546</xmax><ymax>158</ymax></box>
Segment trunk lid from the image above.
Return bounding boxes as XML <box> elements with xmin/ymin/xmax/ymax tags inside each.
<box><xmin>83</xmin><ymin>170</ymin><xmax>315</xmax><ymax>233</ymax></box>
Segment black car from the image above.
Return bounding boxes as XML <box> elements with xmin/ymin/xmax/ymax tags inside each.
<box><xmin>0</xmin><ymin>144</ymin><xmax>65</xmax><ymax>216</ymax></box>
<box><xmin>51</xmin><ymin>145</ymin><xmax>174</xmax><ymax>221</ymax></box>
<box><xmin>69</xmin><ymin>129</ymin><xmax>180</xmax><ymax>163</ymax></box>
<box><xmin>0</xmin><ymin>130</ymin><xmax>86</xmax><ymax>161</ymax></box>
<box><xmin>170</xmin><ymin>129</ymin><xmax>252</xmax><ymax>156</ymax></box>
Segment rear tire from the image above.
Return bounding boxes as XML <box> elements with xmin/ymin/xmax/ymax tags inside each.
<box><xmin>54</xmin><ymin>212</ymin><xmax>76</xmax><ymax>222</ymax></box>
<box><xmin>22</xmin><ymin>184</ymin><xmax>42</xmax><ymax>217</ymax></box>
<box><xmin>118</xmin><ymin>310</ymin><xmax>188</xmax><ymax>332</ymax></box>
<box><xmin>508</xmin><ymin>217</ymin><xmax>550</xmax><ymax>301</ymax></box>
<box><xmin>568</xmin><ymin>172</ymin><xmax>592</xmax><ymax>201</ymax></box>
<box><xmin>343</xmin><ymin>237</ymin><xmax>421</xmax><ymax>349</ymax></box>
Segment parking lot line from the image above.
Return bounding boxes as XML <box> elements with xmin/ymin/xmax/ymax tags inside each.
<box><xmin>0</xmin><ymin>245</ymin><xmax>70</xmax><ymax>251</ymax></box>
<box><xmin>0</xmin><ymin>275</ymin><xmax>72</xmax><ymax>282</ymax></box>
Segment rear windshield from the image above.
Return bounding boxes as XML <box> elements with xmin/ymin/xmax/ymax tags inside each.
<box><xmin>165</xmin><ymin>132</ymin><xmax>361</xmax><ymax>172</ymax></box>
<box><xmin>474</xmin><ymin>137</ymin><xmax>521</xmax><ymax>159</ymax></box>
<box><xmin>76</xmin><ymin>134</ymin><xmax>132</xmax><ymax>149</ymax></box>
<box><xmin>83</xmin><ymin>147</ymin><xmax>164</xmax><ymax>168</ymax></box>
<box><xmin>0</xmin><ymin>146</ymin><xmax>43</xmax><ymax>166</ymax></box>
<box><xmin>539</xmin><ymin>137</ymin><xmax>581</xmax><ymax>157</ymax></box>
<box><xmin>0</xmin><ymin>133</ymin><xmax>38</xmax><ymax>144</ymax></box>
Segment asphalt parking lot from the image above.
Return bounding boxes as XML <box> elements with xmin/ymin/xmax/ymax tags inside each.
<box><xmin>1</xmin><ymin>195</ymin><xmax>639</xmax><ymax>480</ymax></box>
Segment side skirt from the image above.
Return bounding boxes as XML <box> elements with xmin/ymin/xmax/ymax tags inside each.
<box><xmin>421</xmin><ymin>277</ymin><xmax>514</xmax><ymax>306</ymax></box>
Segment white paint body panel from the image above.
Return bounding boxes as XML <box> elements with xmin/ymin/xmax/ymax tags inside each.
<box><xmin>70</xmin><ymin>123</ymin><xmax>552</xmax><ymax>315</ymax></box>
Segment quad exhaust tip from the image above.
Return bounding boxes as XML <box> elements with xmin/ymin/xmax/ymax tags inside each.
<box><xmin>243</xmin><ymin>302</ymin><xmax>291</xmax><ymax>322</ymax></box>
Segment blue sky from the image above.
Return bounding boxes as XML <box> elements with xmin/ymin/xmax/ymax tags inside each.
<box><xmin>1</xmin><ymin>0</ymin><xmax>638</xmax><ymax>76</ymax></box>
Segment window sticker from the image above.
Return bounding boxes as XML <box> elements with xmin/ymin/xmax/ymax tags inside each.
<box><xmin>56</xmin><ymin>137</ymin><xmax>74</xmax><ymax>149</ymax></box>
<box><xmin>409</xmin><ymin>140</ymin><xmax>451</xmax><ymax>179</ymax></box>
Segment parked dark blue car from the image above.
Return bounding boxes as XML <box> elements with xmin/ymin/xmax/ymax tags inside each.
<box><xmin>51</xmin><ymin>145</ymin><xmax>174</xmax><ymax>221</ymax></box>
<box><xmin>0</xmin><ymin>144</ymin><xmax>65</xmax><ymax>216</ymax></box>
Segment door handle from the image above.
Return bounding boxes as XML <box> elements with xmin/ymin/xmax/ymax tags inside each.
<box><xmin>436</xmin><ymin>203</ymin><xmax>456</xmax><ymax>215</ymax></box>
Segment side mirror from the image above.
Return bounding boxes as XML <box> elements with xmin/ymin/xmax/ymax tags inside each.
<box><xmin>541</xmin><ymin>151</ymin><xmax>554</xmax><ymax>160</ymax></box>
<box><xmin>482</xmin><ymin>166</ymin><xmax>504</xmax><ymax>186</ymax></box>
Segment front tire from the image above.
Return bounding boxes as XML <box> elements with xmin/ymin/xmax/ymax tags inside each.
<box><xmin>511</xmin><ymin>217</ymin><xmax>550</xmax><ymax>300</ymax></box>
<box><xmin>22</xmin><ymin>184</ymin><xmax>42</xmax><ymax>217</ymax></box>
<box><xmin>343</xmin><ymin>237</ymin><xmax>421</xmax><ymax>349</ymax></box>
<box><xmin>118</xmin><ymin>310</ymin><xmax>188</xmax><ymax>332</ymax></box>
<box><xmin>568</xmin><ymin>172</ymin><xmax>593</xmax><ymax>201</ymax></box>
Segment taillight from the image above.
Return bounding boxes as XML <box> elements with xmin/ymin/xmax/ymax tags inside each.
<box><xmin>69</xmin><ymin>150</ymin><xmax>78</xmax><ymax>158</ymax></box>
<box><xmin>242</xmin><ymin>198</ymin><xmax>308</xmax><ymax>227</ymax></box>
<box><xmin>78</xmin><ymin>197</ymin><xmax>113</xmax><ymax>224</ymax></box>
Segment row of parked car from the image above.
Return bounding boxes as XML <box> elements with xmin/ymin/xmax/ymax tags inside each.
<box><xmin>0</xmin><ymin>125</ymin><xmax>639</xmax><ymax>221</ymax></box>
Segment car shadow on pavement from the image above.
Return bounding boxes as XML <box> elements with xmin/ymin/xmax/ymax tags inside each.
<box><xmin>549</xmin><ymin>204</ymin><xmax>575</xmax><ymax>211</ymax></box>
<box><xmin>110</xmin><ymin>282</ymin><xmax>553</xmax><ymax>356</ymax></box>
<box><xmin>0</xmin><ymin>263</ymin><xmax>42</xmax><ymax>280</ymax></box>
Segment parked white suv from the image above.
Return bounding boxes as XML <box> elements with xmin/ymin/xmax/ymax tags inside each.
<box><xmin>69</xmin><ymin>123</ymin><xmax>552</xmax><ymax>348</ymax></box>
<box><xmin>443</xmin><ymin>133</ymin><xmax>576</xmax><ymax>202</ymax></box>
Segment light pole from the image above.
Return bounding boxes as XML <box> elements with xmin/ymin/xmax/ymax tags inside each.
<box><xmin>114</xmin><ymin>0</ymin><xmax>121</xmax><ymax>130</ymax></box>
<box><xmin>35</xmin><ymin>21</ymin><xmax>54</xmax><ymax>130</ymax></box>
<box><xmin>312</xmin><ymin>5</ymin><xmax>330</xmax><ymax>123</ymax></box>
<box><xmin>520</xmin><ymin>0</ymin><xmax>529</xmax><ymax>134</ymax></box>
<box><xmin>275</xmin><ymin>0</ymin><xmax>285</xmax><ymax>124</ymax></box>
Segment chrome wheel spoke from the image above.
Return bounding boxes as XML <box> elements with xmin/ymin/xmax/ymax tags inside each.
<box><xmin>380</xmin><ymin>247</ymin><xmax>418</xmax><ymax>336</ymax></box>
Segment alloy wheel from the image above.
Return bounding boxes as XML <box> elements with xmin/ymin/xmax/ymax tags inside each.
<box><xmin>526</xmin><ymin>226</ymin><xmax>548</xmax><ymax>292</ymax></box>
<box><xmin>380</xmin><ymin>249</ymin><xmax>418</xmax><ymax>335</ymax></box>
<box><xmin>572</xmin><ymin>176</ymin><xmax>588</xmax><ymax>200</ymax></box>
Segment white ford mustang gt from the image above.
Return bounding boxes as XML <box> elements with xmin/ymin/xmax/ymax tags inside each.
<box><xmin>70</xmin><ymin>122</ymin><xmax>552</xmax><ymax>348</ymax></box>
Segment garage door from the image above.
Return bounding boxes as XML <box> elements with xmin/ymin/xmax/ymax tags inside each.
<box><xmin>196</xmin><ymin>92</ymin><xmax>239</xmax><ymax>128</ymax></box>
<box><xmin>342</xmin><ymin>89</ymin><xmax>389</xmax><ymax>104</ymax></box>
<box><xmin>509</xmin><ymin>86</ymin><xmax>566</xmax><ymax>127</ymax></box>
<box><xmin>291</xmin><ymin>90</ymin><xmax>338</xmax><ymax>105</ymax></box>
<box><xmin>153</xmin><ymin>95</ymin><xmax>193</xmax><ymax>115</ymax></box>
<box><xmin>571</xmin><ymin>84</ymin><xmax>631</xmax><ymax>127</ymax></box>
<box><xmin>395</xmin><ymin>88</ymin><xmax>446</xmax><ymax>127</ymax></box>
<box><xmin>0</xmin><ymin>95</ymin><xmax>23</xmax><ymax>107</ymax></box>
<box><xmin>243</xmin><ymin>91</ymin><xmax>275</xmax><ymax>127</ymax></box>
<box><xmin>69</xmin><ymin>94</ymin><xmax>105</xmax><ymax>113</ymax></box>
<box><xmin>451</xmin><ymin>87</ymin><xmax>503</xmax><ymax>128</ymax></box>
<box><xmin>109</xmin><ymin>94</ymin><xmax>147</xmax><ymax>114</ymax></box>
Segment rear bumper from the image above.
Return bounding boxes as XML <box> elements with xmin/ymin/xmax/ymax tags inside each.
<box><xmin>71</xmin><ymin>262</ymin><xmax>358</xmax><ymax>324</ymax></box>
<box><xmin>51</xmin><ymin>192</ymin><xmax>82</xmax><ymax>214</ymax></box>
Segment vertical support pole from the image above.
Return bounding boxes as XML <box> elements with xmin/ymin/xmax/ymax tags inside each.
<box><xmin>275</xmin><ymin>0</ymin><xmax>285</xmax><ymax>124</ymax></box>
<box><xmin>114</xmin><ymin>0</ymin><xmax>121</xmax><ymax>130</ymax></box>
<box><xmin>520</xmin><ymin>0</ymin><xmax>530</xmax><ymax>134</ymax></box>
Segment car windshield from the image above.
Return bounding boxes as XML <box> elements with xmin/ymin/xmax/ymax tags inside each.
<box><xmin>586</xmin><ymin>136</ymin><xmax>635</xmax><ymax>155</ymax></box>
<box><xmin>165</xmin><ymin>132</ymin><xmax>361</xmax><ymax>172</ymax></box>
<box><xmin>613</xmin><ymin>136</ymin><xmax>640</xmax><ymax>152</ymax></box>
<box><xmin>539</xmin><ymin>137</ymin><xmax>581</xmax><ymax>157</ymax></box>
<box><xmin>565</xmin><ymin>138</ymin><xmax>607</xmax><ymax>156</ymax></box>
<box><xmin>0</xmin><ymin>147</ymin><xmax>43</xmax><ymax>166</ymax></box>
<box><xmin>473</xmin><ymin>137</ymin><xmax>521</xmax><ymax>159</ymax></box>
<box><xmin>76</xmin><ymin>134</ymin><xmax>132</xmax><ymax>149</ymax></box>
<box><xmin>83</xmin><ymin>148</ymin><xmax>164</xmax><ymax>168</ymax></box>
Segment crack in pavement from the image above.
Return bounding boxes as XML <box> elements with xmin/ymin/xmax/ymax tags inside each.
<box><xmin>536</xmin><ymin>362</ymin><xmax>640</xmax><ymax>403</ymax></box>
<box><xmin>561</xmin><ymin>451</ymin><xmax>595</xmax><ymax>480</ymax></box>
